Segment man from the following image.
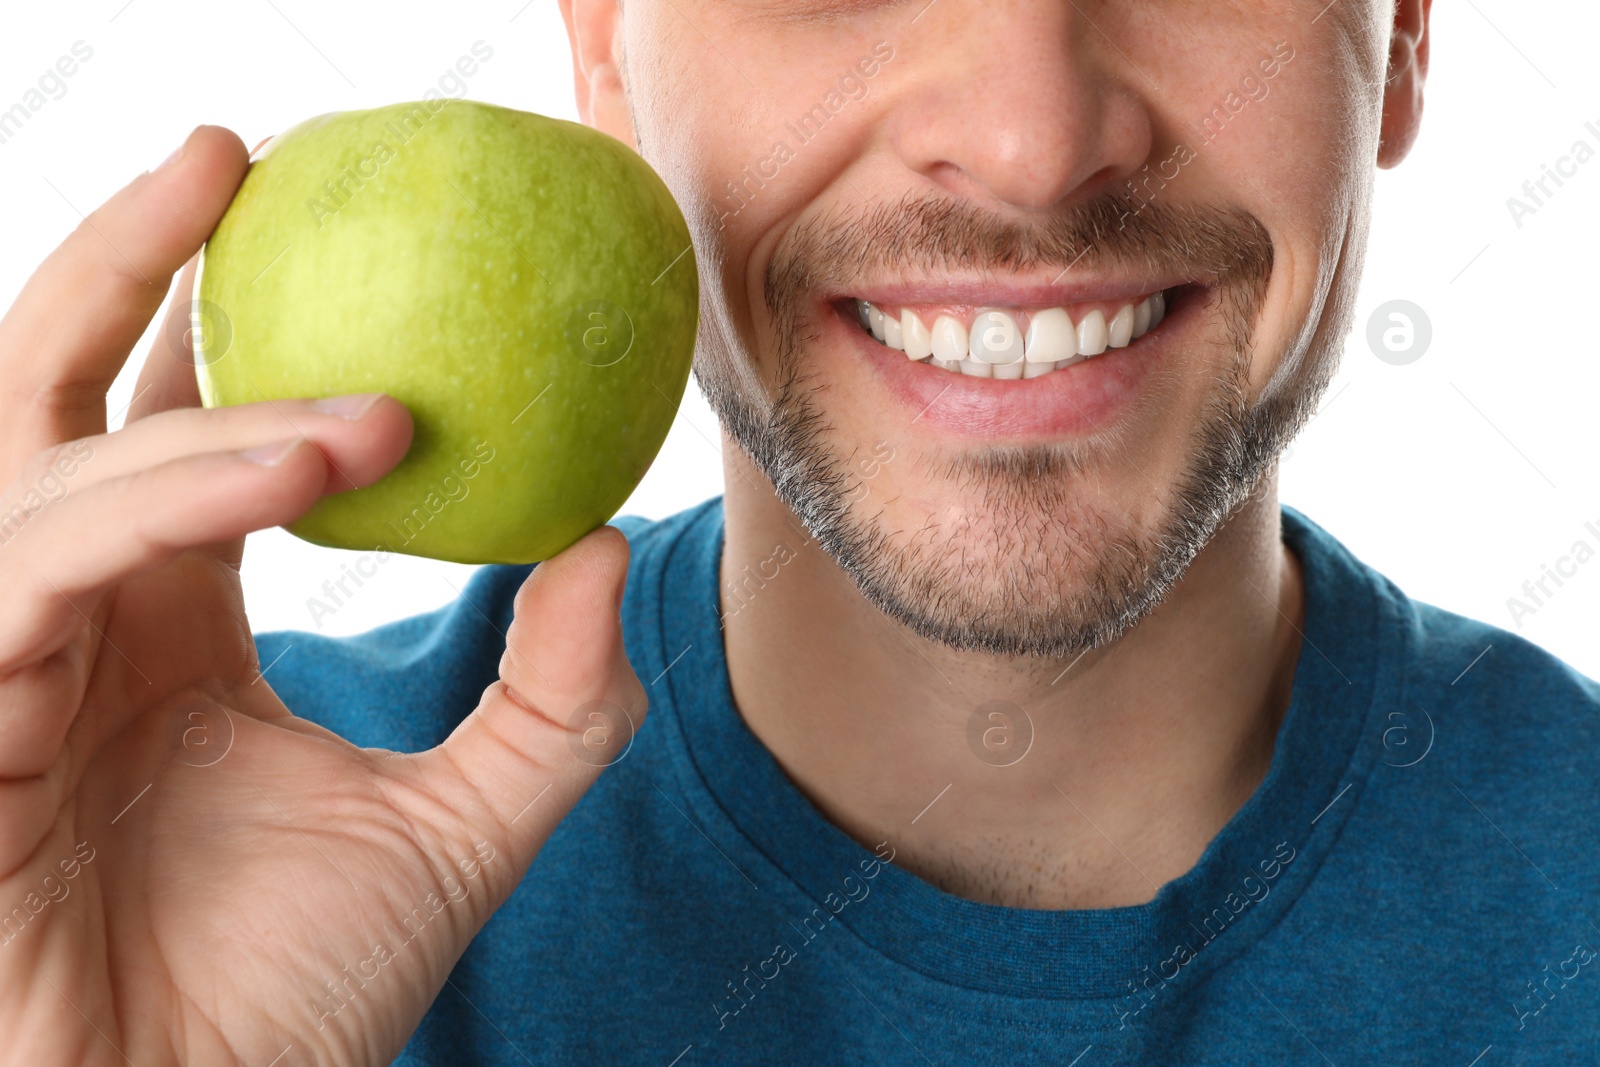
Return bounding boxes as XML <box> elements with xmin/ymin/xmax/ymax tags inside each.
<box><xmin>2</xmin><ymin>0</ymin><xmax>1592</xmax><ymax>1062</ymax></box>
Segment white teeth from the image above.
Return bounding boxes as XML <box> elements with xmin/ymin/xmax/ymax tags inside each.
<box><xmin>1107</xmin><ymin>303</ymin><xmax>1135</xmax><ymax>349</ymax></box>
<box><xmin>882</xmin><ymin>313</ymin><xmax>904</xmax><ymax>351</ymax></box>
<box><xmin>969</xmin><ymin>309</ymin><xmax>1023</xmax><ymax>365</ymax></box>
<box><xmin>856</xmin><ymin>291</ymin><xmax>1172</xmax><ymax>378</ymax></box>
<box><xmin>1076</xmin><ymin>309</ymin><xmax>1109</xmax><ymax>357</ymax></box>
<box><xmin>902</xmin><ymin>309</ymin><xmax>933</xmax><ymax>359</ymax></box>
<box><xmin>1024</xmin><ymin>307</ymin><xmax>1076</xmax><ymax>364</ymax></box>
<box><xmin>931</xmin><ymin>315</ymin><xmax>969</xmax><ymax>362</ymax></box>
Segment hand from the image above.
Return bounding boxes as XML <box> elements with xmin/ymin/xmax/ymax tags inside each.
<box><xmin>0</xmin><ymin>126</ymin><xmax>646</xmax><ymax>1066</ymax></box>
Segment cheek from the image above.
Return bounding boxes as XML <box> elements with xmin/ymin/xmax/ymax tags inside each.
<box><xmin>627</xmin><ymin>11</ymin><xmax>893</xmax><ymax>352</ymax></box>
<box><xmin>1254</xmin><ymin>120</ymin><xmax>1373</xmax><ymax>397</ymax></box>
<box><xmin>1128</xmin><ymin>8</ymin><xmax>1382</xmax><ymax>394</ymax></box>
<box><xmin>1189</xmin><ymin>72</ymin><xmax>1374</xmax><ymax>397</ymax></box>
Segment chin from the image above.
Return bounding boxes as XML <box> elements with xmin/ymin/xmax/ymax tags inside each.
<box><xmin>704</xmin><ymin>193</ymin><xmax>1323</xmax><ymax>657</ymax></box>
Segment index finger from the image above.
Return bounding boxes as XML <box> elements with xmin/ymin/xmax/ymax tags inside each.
<box><xmin>0</xmin><ymin>125</ymin><xmax>248</xmax><ymax>471</ymax></box>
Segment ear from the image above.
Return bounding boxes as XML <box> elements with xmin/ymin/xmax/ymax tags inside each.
<box><xmin>1377</xmin><ymin>0</ymin><xmax>1432</xmax><ymax>168</ymax></box>
<box><xmin>558</xmin><ymin>0</ymin><xmax>637</xmax><ymax>150</ymax></box>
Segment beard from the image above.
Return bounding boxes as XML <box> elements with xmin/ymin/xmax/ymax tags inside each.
<box><xmin>697</xmin><ymin>191</ymin><xmax>1329</xmax><ymax>659</ymax></box>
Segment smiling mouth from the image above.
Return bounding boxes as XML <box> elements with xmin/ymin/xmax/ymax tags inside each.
<box><xmin>850</xmin><ymin>289</ymin><xmax>1176</xmax><ymax>379</ymax></box>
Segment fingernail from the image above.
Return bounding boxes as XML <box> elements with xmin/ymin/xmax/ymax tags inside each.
<box><xmin>241</xmin><ymin>439</ymin><xmax>300</xmax><ymax>466</ymax></box>
<box><xmin>311</xmin><ymin>393</ymin><xmax>383</xmax><ymax>420</ymax></box>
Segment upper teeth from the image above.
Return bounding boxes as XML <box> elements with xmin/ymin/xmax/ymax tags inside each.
<box><xmin>855</xmin><ymin>293</ymin><xmax>1166</xmax><ymax>379</ymax></box>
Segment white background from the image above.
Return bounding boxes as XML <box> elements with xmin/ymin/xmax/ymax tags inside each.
<box><xmin>1</xmin><ymin>1</ymin><xmax>1595</xmax><ymax>678</ymax></box>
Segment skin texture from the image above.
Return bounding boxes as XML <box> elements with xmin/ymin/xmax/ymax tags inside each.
<box><xmin>561</xmin><ymin>0</ymin><xmax>1431</xmax><ymax>907</ymax></box>
<box><xmin>0</xmin><ymin>1</ymin><xmax>1430</xmax><ymax>1064</ymax></box>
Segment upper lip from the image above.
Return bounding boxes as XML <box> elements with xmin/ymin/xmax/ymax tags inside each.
<box><xmin>835</xmin><ymin>273</ymin><xmax>1201</xmax><ymax>310</ymax></box>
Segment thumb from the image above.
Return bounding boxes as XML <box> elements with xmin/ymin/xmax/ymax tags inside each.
<box><xmin>410</xmin><ymin>524</ymin><xmax>645</xmax><ymax>887</ymax></box>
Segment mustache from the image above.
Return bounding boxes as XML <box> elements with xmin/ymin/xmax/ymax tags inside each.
<box><xmin>764</xmin><ymin>190</ymin><xmax>1274</xmax><ymax>316</ymax></box>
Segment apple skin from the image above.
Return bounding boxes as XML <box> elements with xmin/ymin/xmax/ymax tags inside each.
<box><xmin>196</xmin><ymin>99</ymin><xmax>698</xmax><ymax>564</ymax></box>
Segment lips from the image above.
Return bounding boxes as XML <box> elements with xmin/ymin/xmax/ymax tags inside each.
<box><xmin>855</xmin><ymin>290</ymin><xmax>1169</xmax><ymax>379</ymax></box>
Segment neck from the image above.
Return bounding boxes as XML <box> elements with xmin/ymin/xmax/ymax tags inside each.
<box><xmin>718</xmin><ymin>443</ymin><xmax>1305</xmax><ymax>910</ymax></box>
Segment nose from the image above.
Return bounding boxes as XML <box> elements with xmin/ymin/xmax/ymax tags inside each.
<box><xmin>884</xmin><ymin>1</ymin><xmax>1153</xmax><ymax>214</ymax></box>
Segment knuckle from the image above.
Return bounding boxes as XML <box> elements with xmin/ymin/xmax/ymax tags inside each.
<box><xmin>30</xmin><ymin>377</ymin><xmax>101</xmax><ymax>415</ymax></box>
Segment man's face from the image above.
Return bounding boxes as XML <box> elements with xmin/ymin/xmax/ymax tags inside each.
<box><xmin>583</xmin><ymin>0</ymin><xmax>1402</xmax><ymax>657</ymax></box>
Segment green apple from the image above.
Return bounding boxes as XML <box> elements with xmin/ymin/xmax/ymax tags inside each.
<box><xmin>195</xmin><ymin>99</ymin><xmax>698</xmax><ymax>564</ymax></box>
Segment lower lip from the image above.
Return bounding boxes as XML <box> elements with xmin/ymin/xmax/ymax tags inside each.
<box><xmin>844</xmin><ymin>297</ymin><xmax>1185</xmax><ymax>439</ymax></box>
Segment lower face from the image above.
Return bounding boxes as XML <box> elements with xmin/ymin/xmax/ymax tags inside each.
<box><xmin>626</xmin><ymin>2</ymin><xmax>1385</xmax><ymax>658</ymax></box>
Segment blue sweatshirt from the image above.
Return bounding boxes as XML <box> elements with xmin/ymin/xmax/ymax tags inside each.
<box><xmin>259</xmin><ymin>499</ymin><xmax>1600</xmax><ymax>1065</ymax></box>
